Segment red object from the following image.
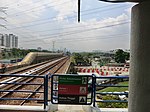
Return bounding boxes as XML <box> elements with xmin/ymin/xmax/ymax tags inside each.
<box><xmin>83</xmin><ymin>69</ymin><xmax>86</xmax><ymax>73</ymax></box>
<box><xmin>96</xmin><ymin>70</ymin><xmax>100</xmax><ymax>74</ymax></box>
<box><xmin>106</xmin><ymin>72</ymin><xmax>109</xmax><ymax>76</ymax></box>
<box><xmin>101</xmin><ymin>71</ymin><xmax>104</xmax><ymax>76</ymax></box>
<box><xmin>58</xmin><ymin>85</ymin><xmax>88</xmax><ymax>95</ymax></box>
<box><xmin>78</xmin><ymin>68</ymin><xmax>82</xmax><ymax>72</ymax></box>
<box><xmin>87</xmin><ymin>69</ymin><xmax>90</xmax><ymax>73</ymax></box>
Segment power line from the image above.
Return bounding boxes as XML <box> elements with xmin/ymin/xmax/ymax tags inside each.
<box><xmin>1</xmin><ymin>4</ymin><xmax>130</xmax><ymax>40</ymax></box>
<box><xmin>56</xmin><ymin>33</ymin><xmax>129</xmax><ymax>42</ymax></box>
<box><xmin>13</xmin><ymin>19</ymin><xmax>130</xmax><ymax>35</ymax></box>
<box><xmin>1</xmin><ymin>1</ymin><xmax>18</xmax><ymax>7</ymax></box>
<box><xmin>7</xmin><ymin>0</ymin><xmax>71</xmax><ymax>17</ymax></box>
<box><xmin>19</xmin><ymin>33</ymin><xmax>129</xmax><ymax>46</ymax></box>
<box><xmin>19</xmin><ymin>20</ymin><xmax>129</xmax><ymax>40</ymax></box>
<box><xmin>4</xmin><ymin>0</ymin><xmax>47</xmax><ymax>8</ymax></box>
<box><xmin>19</xmin><ymin>21</ymin><xmax>130</xmax><ymax>43</ymax></box>
<box><xmin>11</xmin><ymin>5</ymin><xmax>126</xmax><ymax>25</ymax></box>
<box><xmin>5</xmin><ymin>5</ymin><xmax>129</xmax><ymax>30</ymax></box>
<box><xmin>2</xmin><ymin>18</ymin><xmax>130</xmax><ymax>44</ymax></box>
<box><xmin>4</xmin><ymin>19</ymin><xmax>129</xmax><ymax>43</ymax></box>
<box><xmin>6</xmin><ymin>4</ymin><xmax>114</xmax><ymax>26</ymax></box>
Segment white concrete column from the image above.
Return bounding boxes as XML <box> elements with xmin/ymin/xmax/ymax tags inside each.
<box><xmin>129</xmin><ymin>1</ymin><xmax>150</xmax><ymax>112</ymax></box>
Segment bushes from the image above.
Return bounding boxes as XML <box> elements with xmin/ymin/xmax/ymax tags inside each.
<box><xmin>97</xmin><ymin>95</ymin><xmax>128</xmax><ymax>108</ymax></box>
<box><xmin>97</xmin><ymin>81</ymin><xmax>128</xmax><ymax>108</ymax></box>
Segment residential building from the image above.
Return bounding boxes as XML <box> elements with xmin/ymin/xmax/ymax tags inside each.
<box><xmin>0</xmin><ymin>33</ymin><xmax>18</xmax><ymax>49</ymax></box>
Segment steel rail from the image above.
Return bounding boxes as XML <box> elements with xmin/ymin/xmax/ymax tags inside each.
<box><xmin>0</xmin><ymin>57</ymin><xmax>66</xmax><ymax>89</ymax></box>
<box><xmin>0</xmin><ymin>57</ymin><xmax>69</xmax><ymax>106</ymax></box>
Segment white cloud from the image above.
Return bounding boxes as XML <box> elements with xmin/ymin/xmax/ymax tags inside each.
<box><xmin>46</xmin><ymin>0</ymin><xmax>77</xmax><ymax>21</ymax></box>
<box><xmin>0</xmin><ymin>0</ymin><xmax>47</xmax><ymax>28</ymax></box>
<box><xmin>41</xmin><ymin>13</ymin><xmax>130</xmax><ymax>51</ymax></box>
<box><xmin>0</xmin><ymin>0</ymin><xmax>131</xmax><ymax>51</ymax></box>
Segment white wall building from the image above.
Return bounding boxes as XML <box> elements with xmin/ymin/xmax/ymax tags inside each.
<box><xmin>0</xmin><ymin>33</ymin><xmax>18</xmax><ymax>49</ymax></box>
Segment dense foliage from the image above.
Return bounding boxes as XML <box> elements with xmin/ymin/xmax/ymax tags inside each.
<box><xmin>114</xmin><ymin>49</ymin><xmax>130</xmax><ymax>63</ymax></box>
<box><xmin>98</xmin><ymin>81</ymin><xmax>128</xmax><ymax>108</ymax></box>
<box><xmin>72</xmin><ymin>53</ymin><xmax>91</xmax><ymax>66</ymax></box>
<box><xmin>1</xmin><ymin>48</ymin><xmax>51</xmax><ymax>59</ymax></box>
<box><xmin>98</xmin><ymin>95</ymin><xmax>128</xmax><ymax>108</ymax></box>
<box><xmin>72</xmin><ymin>51</ymin><xmax>113</xmax><ymax>66</ymax></box>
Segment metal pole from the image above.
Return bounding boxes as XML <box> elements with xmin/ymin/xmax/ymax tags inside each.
<box><xmin>44</xmin><ymin>74</ymin><xmax>48</xmax><ymax>109</ymax></box>
<box><xmin>92</xmin><ymin>74</ymin><xmax>96</xmax><ymax>107</ymax></box>
<box><xmin>78</xmin><ymin>0</ymin><xmax>80</xmax><ymax>22</ymax></box>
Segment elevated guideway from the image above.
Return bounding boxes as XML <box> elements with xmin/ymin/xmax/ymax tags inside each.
<box><xmin>18</xmin><ymin>52</ymin><xmax>63</xmax><ymax>65</ymax></box>
<box><xmin>0</xmin><ymin>52</ymin><xmax>63</xmax><ymax>73</ymax></box>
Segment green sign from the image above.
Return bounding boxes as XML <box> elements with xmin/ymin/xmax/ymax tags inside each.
<box><xmin>51</xmin><ymin>74</ymin><xmax>93</xmax><ymax>105</ymax></box>
<box><xmin>59</xmin><ymin>75</ymin><xmax>87</xmax><ymax>85</ymax></box>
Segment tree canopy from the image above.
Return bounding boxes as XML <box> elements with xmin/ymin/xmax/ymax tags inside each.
<box><xmin>114</xmin><ymin>49</ymin><xmax>130</xmax><ymax>63</ymax></box>
<box><xmin>72</xmin><ymin>53</ymin><xmax>91</xmax><ymax>66</ymax></box>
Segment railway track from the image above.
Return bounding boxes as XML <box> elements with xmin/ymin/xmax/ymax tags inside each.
<box><xmin>0</xmin><ymin>57</ymin><xmax>70</xmax><ymax>106</ymax></box>
<box><xmin>0</xmin><ymin>57</ymin><xmax>66</xmax><ymax>88</ymax></box>
<box><xmin>0</xmin><ymin>57</ymin><xmax>62</xmax><ymax>82</ymax></box>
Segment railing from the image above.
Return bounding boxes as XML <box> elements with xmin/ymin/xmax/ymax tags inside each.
<box><xmin>0</xmin><ymin>73</ymin><xmax>129</xmax><ymax>110</ymax></box>
<box><xmin>92</xmin><ymin>74</ymin><xmax>129</xmax><ymax>107</ymax></box>
<box><xmin>0</xmin><ymin>74</ymin><xmax>49</xmax><ymax>109</ymax></box>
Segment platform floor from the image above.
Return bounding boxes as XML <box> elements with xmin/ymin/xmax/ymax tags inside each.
<box><xmin>56</xmin><ymin>105</ymin><xmax>85</xmax><ymax>112</ymax></box>
<box><xmin>55</xmin><ymin>105</ymin><xmax>128</xmax><ymax>112</ymax></box>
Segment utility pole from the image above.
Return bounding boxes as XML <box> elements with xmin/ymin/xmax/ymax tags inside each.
<box><xmin>0</xmin><ymin>7</ymin><xmax>7</xmax><ymax>28</ymax></box>
<box><xmin>0</xmin><ymin>7</ymin><xmax>7</xmax><ymax>59</ymax></box>
<box><xmin>52</xmin><ymin>41</ymin><xmax>55</xmax><ymax>53</ymax></box>
<box><xmin>0</xmin><ymin>7</ymin><xmax>7</xmax><ymax>14</ymax></box>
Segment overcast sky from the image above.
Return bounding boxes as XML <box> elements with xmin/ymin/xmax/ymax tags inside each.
<box><xmin>0</xmin><ymin>0</ymin><xmax>135</xmax><ymax>52</ymax></box>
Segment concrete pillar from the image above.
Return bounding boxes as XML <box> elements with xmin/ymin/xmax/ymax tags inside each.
<box><xmin>129</xmin><ymin>1</ymin><xmax>150</xmax><ymax>112</ymax></box>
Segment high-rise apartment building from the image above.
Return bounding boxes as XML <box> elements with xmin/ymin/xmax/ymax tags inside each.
<box><xmin>15</xmin><ymin>36</ymin><xmax>18</xmax><ymax>48</ymax></box>
<box><xmin>3</xmin><ymin>34</ymin><xmax>10</xmax><ymax>47</ymax></box>
<box><xmin>0</xmin><ymin>33</ymin><xmax>18</xmax><ymax>48</ymax></box>
<box><xmin>0</xmin><ymin>34</ymin><xmax>4</xmax><ymax>46</ymax></box>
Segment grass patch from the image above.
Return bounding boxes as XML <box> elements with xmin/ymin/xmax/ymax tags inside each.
<box><xmin>99</xmin><ymin>81</ymin><xmax>128</xmax><ymax>92</ymax></box>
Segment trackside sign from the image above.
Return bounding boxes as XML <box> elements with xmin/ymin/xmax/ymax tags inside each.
<box><xmin>51</xmin><ymin>74</ymin><xmax>93</xmax><ymax>105</ymax></box>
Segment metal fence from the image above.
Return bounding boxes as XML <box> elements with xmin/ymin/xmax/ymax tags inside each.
<box><xmin>0</xmin><ymin>73</ymin><xmax>129</xmax><ymax>109</ymax></box>
<box><xmin>0</xmin><ymin>74</ymin><xmax>49</xmax><ymax>109</ymax></box>
<box><xmin>92</xmin><ymin>74</ymin><xmax>129</xmax><ymax>107</ymax></box>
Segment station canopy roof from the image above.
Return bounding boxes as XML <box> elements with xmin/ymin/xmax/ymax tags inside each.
<box><xmin>99</xmin><ymin>0</ymin><xmax>147</xmax><ymax>3</ymax></box>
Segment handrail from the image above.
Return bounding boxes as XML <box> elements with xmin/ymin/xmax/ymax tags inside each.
<box><xmin>0</xmin><ymin>74</ymin><xmax>45</xmax><ymax>78</ymax></box>
<box><xmin>0</xmin><ymin>73</ymin><xmax>129</xmax><ymax>109</ymax></box>
<box><xmin>0</xmin><ymin>73</ymin><xmax>49</xmax><ymax>109</ymax></box>
<box><xmin>92</xmin><ymin>74</ymin><xmax>129</xmax><ymax>107</ymax></box>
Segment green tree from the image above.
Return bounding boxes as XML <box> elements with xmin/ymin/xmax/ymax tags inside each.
<box><xmin>115</xmin><ymin>49</ymin><xmax>129</xmax><ymax>63</ymax></box>
<box><xmin>73</xmin><ymin>53</ymin><xmax>84</xmax><ymax>65</ymax></box>
<box><xmin>124</xmin><ymin>52</ymin><xmax>130</xmax><ymax>60</ymax></box>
